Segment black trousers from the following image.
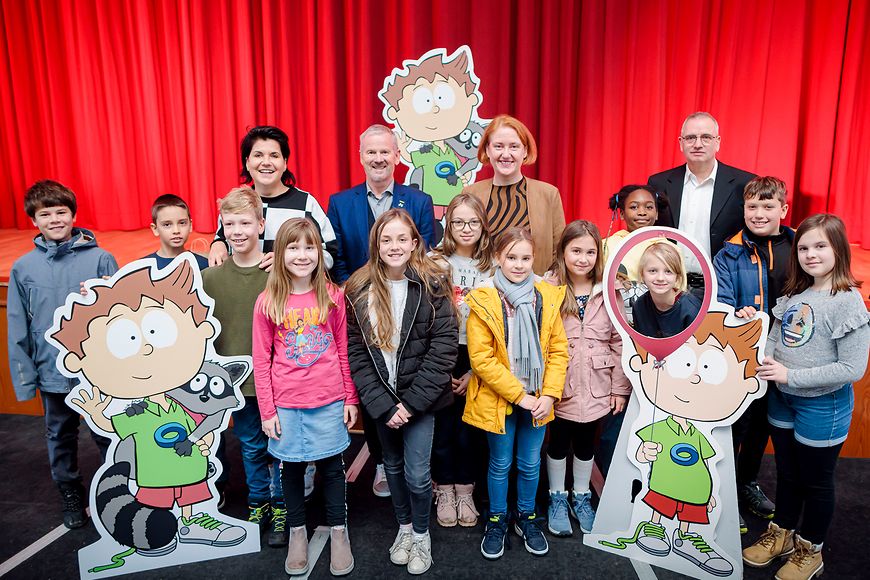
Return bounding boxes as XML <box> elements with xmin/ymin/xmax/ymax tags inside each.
<box><xmin>731</xmin><ymin>389</ymin><xmax>770</xmax><ymax>485</ymax></box>
<box><xmin>41</xmin><ymin>391</ymin><xmax>110</xmax><ymax>484</ymax></box>
<box><xmin>282</xmin><ymin>453</ymin><xmax>346</xmax><ymax>527</ymax></box>
<box><xmin>770</xmin><ymin>425</ymin><xmax>842</xmax><ymax>544</ymax></box>
<box><xmin>432</xmin><ymin>346</ymin><xmax>486</xmax><ymax>485</ymax></box>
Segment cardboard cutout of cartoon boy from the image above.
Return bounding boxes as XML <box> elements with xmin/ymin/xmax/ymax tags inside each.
<box><xmin>379</xmin><ymin>45</ymin><xmax>490</xmax><ymax>215</ymax></box>
<box><xmin>46</xmin><ymin>255</ymin><xmax>260</xmax><ymax>579</ymax></box>
<box><xmin>585</xmin><ymin>228</ymin><xmax>767</xmax><ymax>579</ymax></box>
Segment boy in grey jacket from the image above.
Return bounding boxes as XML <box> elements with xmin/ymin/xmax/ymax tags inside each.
<box><xmin>6</xmin><ymin>180</ymin><xmax>118</xmax><ymax>528</ymax></box>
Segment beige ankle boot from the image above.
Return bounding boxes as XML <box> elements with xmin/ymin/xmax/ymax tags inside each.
<box><xmin>775</xmin><ymin>535</ymin><xmax>823</xmax><ymax>580</ymax></box>
<box><xmin>434</xmin><ymin>485</ymin><xmax>457</xmax><ymax>527</ymax></box>
<box><xmin>455</xmin><ymin>484</ymin><xmax>479</xmax><ymax>527</ymax></box>
<box><xmin>285</xmin><ymin>526</ymin><xmax>309</xmax><ymax>575</ymax></box>
<box><xmin>329</xmin><ymin>526</ymin><xmax>354</xmax><ymax>576</ymax></box>
<box><xmin>743</xmin><ymin>522</ymin><xmax>795</xmax><ymax>567</ymax></box>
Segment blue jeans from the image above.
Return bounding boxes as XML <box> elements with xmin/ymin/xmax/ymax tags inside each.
<box><xmin>233</xmin><ymin>396</ymin><xmax>282</xmax><ymax>504</ymax></box>
<box><xmin>487</xmin><ymin>407</ymin><xmax>546</xmax><ymax>515</ymax></box>
<box><xmin>376</xmin><ymin>413</ymin><xmax>435</xmax><ymax>533</ymax></box>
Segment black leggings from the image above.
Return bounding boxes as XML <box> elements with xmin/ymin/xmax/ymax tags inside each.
<box><xmin>769</xmin><ymin>425</ymin><xmax>842</xmax><ymax>545</ymax></box>
<box><xmin>281</xmin><ymin>453</ymin><xmax>346</xmax><ymax>527</ymax></box>
<box><xmin>547</xmin><ymin>416</ymin><xmax>600</xmax><ymax>461</ymax></box>
<box><xmin>731</xmin><ymin>388</ymin><xmax>770</xmax><ymax>485</ymax></box>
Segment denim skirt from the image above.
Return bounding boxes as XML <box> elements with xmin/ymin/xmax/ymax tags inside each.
<box><xmin>268</xmin><ymin>399</ymin><xmax>350</xmax><ymax>462</ymax></box>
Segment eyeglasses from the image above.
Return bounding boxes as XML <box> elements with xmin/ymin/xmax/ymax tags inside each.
<box><xmin>680</xmin><ymin>134</ymin><xmax>718</xmax><ymax>146</ymax></box>
<box><xmin>450</xmin><ymin>219</ymin><xmax>483</xmax><ymax>231</ymax></box>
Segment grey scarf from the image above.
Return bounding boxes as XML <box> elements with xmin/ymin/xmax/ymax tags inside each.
<box><xmin>494</xmin><ymin>269</ymin><xmax>543</xmax><ymax>394</ymax></box>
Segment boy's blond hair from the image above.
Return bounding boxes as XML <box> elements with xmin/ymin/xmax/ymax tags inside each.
<box><xmin>639</xmin><ymin>242</ymin><xmax>685</xmax><ymax>291</ymax></box>
<box><xmin>218</xmin><ymin>186</ymin><xmax>263</xmax><ymax>220</ymax></box>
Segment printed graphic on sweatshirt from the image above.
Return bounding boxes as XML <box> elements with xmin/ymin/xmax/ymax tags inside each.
<box><xmin>279</xmin><ymin>307</ymin><xmax>333</xmax><ymax>367</ymax></box>
<box><xmin>780</xmin><ymin>302</ymin><xmax>814</xmax><ymax>347</ymax></box>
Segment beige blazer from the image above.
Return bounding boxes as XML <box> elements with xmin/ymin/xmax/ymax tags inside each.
<box><xmin>463</xmin><ymin>177</ymin><xmax>566</xmax><ymax>275</ymax></box>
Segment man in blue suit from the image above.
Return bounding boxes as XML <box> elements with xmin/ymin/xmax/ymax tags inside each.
<box><xmin>328</xmin><ymin>124</ymin><xmax>436</xmax><ymax>285</ymax></box>
<box><xmin>327</xmin><ymin>124</ymin><xmax>436</xmax><ymax>498</ymax></box>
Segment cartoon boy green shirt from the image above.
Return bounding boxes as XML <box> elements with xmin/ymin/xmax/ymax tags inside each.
<box><xmin>112</xmin><ymin>399</ymin><xmax>206</xmax><ymax>488</ymax></box>
<box><xmin>636</xmin><ymin>416</ymin><xmax>715</xmax><ymax>505</ymax></box>
<box><xmin>410</xmin><ymin>144</ymin><xmax>464</xmax><ymax>205</ymax></box>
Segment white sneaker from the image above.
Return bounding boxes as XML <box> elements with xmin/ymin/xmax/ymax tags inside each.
<box><xmin>304</xmin><ymin>463</ymin><xmax>316</xmax><ymax>499</ymax></box>
<box><xmin>407</xmin><ymin>532</ymin><xmax>432</xmax><ymax>575</ymax></box>
<box><xmin>389</xmin><ymin>528</ymin><xmax>413</xmax><ymax>565</ymax></box>
<box><xmin>373</xmin><ymin>464</ymin><xmax>391</xmax><ymax>498</ymax></box>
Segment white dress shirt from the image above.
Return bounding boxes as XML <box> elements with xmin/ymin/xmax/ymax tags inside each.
<box><xmin>678</xmin><ymin>160</ymin><xmax>718</xmax><ymax>273</ymax></box>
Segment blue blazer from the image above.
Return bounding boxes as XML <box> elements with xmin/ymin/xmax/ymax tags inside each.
<box><xmin>327</xmin><ymin>183</ymin><xmax>436</xmax><ymax>283</ymax></box>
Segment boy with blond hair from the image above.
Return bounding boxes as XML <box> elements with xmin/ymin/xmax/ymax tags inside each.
<box><xmin>201</xmin><ymin>187</ymin><xmax>286</xmax><ymax>546</ymax></box>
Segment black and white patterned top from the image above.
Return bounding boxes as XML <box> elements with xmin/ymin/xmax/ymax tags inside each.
<box><xmin>213</xmin><ymin>186</ymin><xmax>338</xmax><ymax>269</ymax></box>
<box><xmin>575</xmin><ymin>294</ymin><xmax>590</xmax><ymax>322</ymax></box>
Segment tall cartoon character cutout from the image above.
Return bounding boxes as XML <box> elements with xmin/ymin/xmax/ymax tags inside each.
<box><xmin>585</xmin><ymin>228</ymin><xmax>767</xmax><ymax>579</ymax></box>
<box><xmin>380</xmin><ymin>45</ymin><xmax>490</xmax><ymax>221</ymax></box>
<box><xmin>46</xmin><ymin>255</ymin><xmax>260</xmax><ymax>579</ymax></box>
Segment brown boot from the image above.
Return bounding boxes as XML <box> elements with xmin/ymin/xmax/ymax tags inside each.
<box><xmin>329</xmin><ymin>526</ymin><xmax>354</xmax><ymax>576</ymax></box>
<box><xmin>775</xmin><ymin>535</ymin><xmax>823</xmax><ymax>580</ymax></box>
<box><xmin>743</xmin><ymin>522</ymin><xmax>795</xmax><ymax>567</ymax></box>
<box><xmin>455</xmin><ymin>484</ymin><xmax>479</xmax><ymax>527</ymax></box>
<box><xmin>434</xmin><ymin>485</ymin><xmax>457</xmax><ymax>527</ymax></box>
<box><xmin>285</xmin><ymin>526</ymin><xmax>309</xmax><ymax>575</ymax></box>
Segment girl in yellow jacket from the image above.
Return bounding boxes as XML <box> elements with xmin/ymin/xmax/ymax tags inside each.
<box><xmin>463</xmin><ymin>227</ymin><xmax>569</xmax><ymax>560</ymax></box>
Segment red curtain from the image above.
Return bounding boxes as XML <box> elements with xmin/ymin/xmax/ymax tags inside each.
<box><xmin>1</xmin><ymin>0</ymin><xmax>868</xmax><ymax>247</ymax></box>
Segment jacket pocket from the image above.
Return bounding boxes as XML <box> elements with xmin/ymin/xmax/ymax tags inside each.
<box><xmin>589</xmin><ymin>353</ymin><xmax>615</xmax><ymax>398</ymax></box>
<box><xmin>563</xmin><ymin>335</ymin><xmax>580</xmax><ymax>399</ymax></box>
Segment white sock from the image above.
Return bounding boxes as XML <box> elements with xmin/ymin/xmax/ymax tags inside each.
<box><xmin>546</xmin><ymin>455</ymin><xmax>567</xmax><ymax>493</ymax></box>
<box><xmin>399</xmin><ymin>523</ymin><xmax>413</xmax><ymax>533</ymax></box>
<box><xmin>572</xmin><ymin>456</ymin><xmax>594</xmax><ymax>494</ymax></box>
<box><xmin>412</xmin><ymin>530</ymin><xmax>429</xmax><ymax>541</ymax></box>
<box><xmin>332</xmin><ymin>525</ymin><xmax>346</xmax><ymax>531</ymax></box>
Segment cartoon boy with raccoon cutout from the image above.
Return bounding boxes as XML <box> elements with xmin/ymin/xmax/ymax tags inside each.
<box><xmin>596</xmin><ymin>312</ymin><xmax>764</xmax><ymax>578</ymax></box>
<box><xmin>49</xmin><ymin>256</ymin><xmax>258</xmax><ymax>577</ymax></box>
<box><xmin>380</xmin><ymin>45</ymin><xmax>489</xmax><ymax>210</ymax></box>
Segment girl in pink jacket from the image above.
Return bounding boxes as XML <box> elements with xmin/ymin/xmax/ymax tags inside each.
<box><xmin>545</xmin><ymin>220</ymin><xmax>631</xmax><ymax>537</ymax></box>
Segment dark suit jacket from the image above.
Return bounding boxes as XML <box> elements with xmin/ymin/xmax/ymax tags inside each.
<box><xmin>327</xmin><ymin>182</ymin><xmax>436</xmax><ymax>283</ymax></box>
<box><xmin>648</xmin><ymin>161</ymin><xmax>756</xmax><ymax>259</ymax></box>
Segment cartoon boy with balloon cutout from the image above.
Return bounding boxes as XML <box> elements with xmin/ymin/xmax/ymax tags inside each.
<box><xmin>600</xmin><ymin>312</ymin><xmax>763</xmax><ymax>577</ymax></box>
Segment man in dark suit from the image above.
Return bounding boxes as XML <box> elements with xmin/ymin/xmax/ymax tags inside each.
<box><xmin>326</xmin><ymin>124</ymin><xmax>436</xmax><ymax>499</ymax></box>
<box><xmin>327</xmin><ymin>124</ymin><xmax>436</xmax><ymax>285</ymax></box>
<box><xmin>648</xmin><ymin>112</ymin><xmax>755</xmax><ymax>292</ymax></box>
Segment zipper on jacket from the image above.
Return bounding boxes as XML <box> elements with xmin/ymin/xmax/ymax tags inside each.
<box><xmin>349</xmin><ymin>295</ymin><xmax>402</xmax><ymax>404</ymax></box>
<box><xmin>395</xmin><ymin>278</ymin><xmax>422</xmax><ymax>384</ymax></box>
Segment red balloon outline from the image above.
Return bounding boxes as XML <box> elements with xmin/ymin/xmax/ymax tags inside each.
<box><xmin>604</xmin><ymin>228</ymin><xmax>713</xmax><ymax>362</ymax></box>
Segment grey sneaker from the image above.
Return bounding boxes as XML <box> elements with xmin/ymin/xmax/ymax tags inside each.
<box><xmin>636</xmin><ymin>521</ymin><xmax>670</xmax><ymax>556</ymax></box>
<box><xmin>672</xmin><ymin>528</ymin><xmax>733</xmax><ymax>577</ymax></box>
<box><xmin>547</xmin><ymin>491</ymin><xmax>572</xmax><ymax>536</ymax></box>
<box><xmin>389</xmin><ymin>528</ymin><xmax>413</xmax><ymax>565</ymax></box>
<box><xmin>407</xmin><ymin>533</ymin><xmax>432</xmax><ymax>575</ymax></box>
<box><xmin>177</xmin><ymin>512</ymin><xmax>247</xmax><ymax>547</ymax></box>
<box><xmin>373</xmin><ymin>464</ymin><xmax>391</xmax><ymax>498</ymax></box>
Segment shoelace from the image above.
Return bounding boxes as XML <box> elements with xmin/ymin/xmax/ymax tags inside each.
<box><xmin>393</xmin><ymin>531</ymin><xmax>413</xmax><ymax>553</ymax></box>
<box><xmin>434</xmin><ymin>488</ymin><xmax>456</xmax><ymax>507</ymax></box>
<box><xmin>789</xmin><ymin>542</ymin><xmax>814</xmax><ymax>568</ymax></box>
<box><xmin>186</xmin><ymin>513</ymin><xmax>223</xmax><ymax>530</ymax></box>
<box><xmin>457</xmin><ymin>494</ymin><xmax>479</xmax><ymax>518</ymax></box>
<box><xmin>409</xmin><ymin>537</ymin><xmax>430</xmax><ymax>561</ymax></box>
<box><xmin>271</xmin><ymin>507</ymin><xmax>287</xmax><ymax>532</ymax></box>
<box><xmin>61</xmin><ymin>489</ymin><xmax>83</xmax><ymax>511</ymax></box>
<box><xmin>679</xmin><ymin>531</ymin><xmax>713</xmax><ymax>554</ymax></box>
<box><xmin>551</xmin><ymin>496</ymin><xmax>569</xmax><ymax>520</ymax></box>
<box><xmin>642</xmin><ymin>522</ymin><xmax>666</xmax><ymax>540</ymax></box>
<box><xmin>755</xmin><ymin>527</ymin><xmax>779</xmax><ymax>550</ymax></box>
<box><xmin>575</xmin><ymin>495</ymin><xmax>595</xmax><ymax>518</ymax></box>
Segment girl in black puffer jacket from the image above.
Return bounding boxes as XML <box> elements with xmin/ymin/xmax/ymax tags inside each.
<box><xmin>346</xmin><ymin>208</ymin><xmax>457</xmax><ymax>575</ymax></box>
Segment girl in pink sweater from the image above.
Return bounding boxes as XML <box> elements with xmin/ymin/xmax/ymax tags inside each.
<box><xmin>545</xmin><ymin>220</ymin><xmax>631</xmax><ymax>537</ymax></box>
<box><xmin>252</xmin><ymin>218</ymin><xmax>359</xmax><ymax>577</ymax></box>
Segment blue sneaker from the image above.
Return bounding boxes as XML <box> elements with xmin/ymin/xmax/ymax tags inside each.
<box><xmin>569</xmin><ymin>491</ymin><xmax>596</xmax><ymax>534</ymax></box>
<box><xmin>547</xmin><ymin>491</ymin><xmax>572</xmax><ymax>537</ymax></box>
<box><xmin>514</xmin><ymin>511</ymin><xmax>549</xmax><ymax>556</ymax></box>
<box><xmin>481</xmin><ymin>513</ymin><xmax>509</xmax><ymax>560</ymax></box>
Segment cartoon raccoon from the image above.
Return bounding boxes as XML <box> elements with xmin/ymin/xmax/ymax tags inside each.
<box><xmin>95</xmin><ymin>360</ymin><xmax>248</xmax><ymax>552</ymax></box>
<box><xmin>407</xmin><ymin>120</ymin><xmax>487</xmax><ymax>190</ymax></box>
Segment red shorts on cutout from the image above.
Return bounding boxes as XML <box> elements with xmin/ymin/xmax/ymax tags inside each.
<box><xmin>642</xmin><ymin>489</ymin><xmax>709</xmax><ymax>524</ymax></box>
<box><xmin>136</xmin><ymin>481</ymin><xmax>212</xmax><ymax>508</ymax></box>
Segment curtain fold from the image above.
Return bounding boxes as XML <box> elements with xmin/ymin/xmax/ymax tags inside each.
<box><xmin>1</xmin><ymin>0</ymin><xmax>867</xmax><ymax>247</ymax></box>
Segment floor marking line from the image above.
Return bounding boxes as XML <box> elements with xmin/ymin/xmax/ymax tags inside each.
<box><xmin>345</xmin><ymin>443</ymin><xmax>370</xmax><ymax>483</ymax></box>
<box><xmin>630</xmin><ymin>558</ymin><xmax>658</xmax><ymax>580</ymax></box>
<box><xmin>298</xmin><ymin>525</ymin><xmax>330</xmax><ymax>580</ymax></box>
<box><xmin>0</xmin><ymin>508</ymin><xmax>90</xmax><ymax>577</ymax></box>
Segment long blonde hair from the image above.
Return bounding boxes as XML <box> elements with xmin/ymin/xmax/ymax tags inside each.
<box><xmin>259</xmin><ymin>218</ymin><xmax>336</xmax><ymax>325</ymax></box>
<box><xmin>434</xmin><ymin>192</ymin><xmax>494</xmax><ymax>273</ymax></box>
<box><xmin>346</xmin><ymin>208</ymin><xmax>451</xmax><ymax>350</ymax></box>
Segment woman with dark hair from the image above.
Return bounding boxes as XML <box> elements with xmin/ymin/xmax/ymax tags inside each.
<box><xmin>462</xmin><ymin>115</ymin><xmax>566</xmax><ymax>276</ymax></box>
<box><xmin>209</xmin><ymin>126</ymin><xmax>338</xmax><ymax>270</ymax></box>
